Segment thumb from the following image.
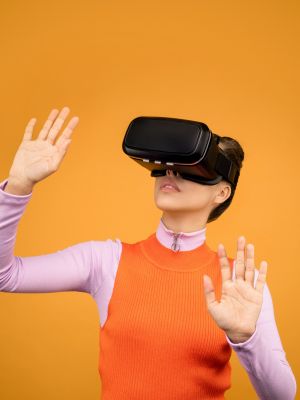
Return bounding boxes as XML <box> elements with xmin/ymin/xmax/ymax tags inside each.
<box><xmin>203</xmin><ymin>275</ymin><xmax>216</xmax><ymax>306</ymax></box>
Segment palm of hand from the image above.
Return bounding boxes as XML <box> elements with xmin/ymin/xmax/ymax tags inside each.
<box><xmin>8</xmin><ymin>107</ymin><xmax>79</xmax><ymax>185</ymax></box>
<box><xmin>10</xmin><ymin>140</ymin><xmax>59</xmax><ymax>184</ymax></box>
<box><xmin>203</xmin><ymin>236</ymin><xmax>268</xmax><ymax>340</ymax></box>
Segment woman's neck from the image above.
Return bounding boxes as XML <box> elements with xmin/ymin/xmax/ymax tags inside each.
<box><xmin>156</xmin><ymin>217</ymin><xmax>207</xmax><ymax>252</ymax></box>
<box><xmin>161</xmin><ymin>213</ymin><xmax>207</xmax><ymax>233</ymax></box>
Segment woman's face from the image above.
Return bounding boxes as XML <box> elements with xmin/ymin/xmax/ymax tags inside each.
<box><xmin>153</xmin><ymin>169</ymin><xmax>231</xmax><ymax>216</ymax></box>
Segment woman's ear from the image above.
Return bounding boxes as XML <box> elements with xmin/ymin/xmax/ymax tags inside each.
<box><xmin>214</xmin><ymin>182</ymin><xmax>231</xmax><ymax>205</ymax></box>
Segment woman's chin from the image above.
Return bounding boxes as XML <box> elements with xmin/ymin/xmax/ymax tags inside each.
<box><xmin>154</xmin><ymin>199</ymin><xmax>183</xmax><ymax>212</ymax></box>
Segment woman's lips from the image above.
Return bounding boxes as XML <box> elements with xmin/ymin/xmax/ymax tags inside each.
<box><xmin>160</xmin><ymin>183</ymin><xmax>180</xmax><ymax>192</ymax></box>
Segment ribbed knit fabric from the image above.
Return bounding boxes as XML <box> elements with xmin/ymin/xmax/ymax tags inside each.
<box><xmin>99</xmin><ymin>232</ymin><xmax>235</xmax><ymax>400</ymax></box>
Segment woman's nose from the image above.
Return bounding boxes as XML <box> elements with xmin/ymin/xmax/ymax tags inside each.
<box><xmin>166</xmin><ymin>169</ymin><xmax>178</xmax><ymax>177</ymax></box>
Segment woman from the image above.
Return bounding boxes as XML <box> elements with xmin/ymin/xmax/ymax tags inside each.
<box><xmin>0</xmin><ymin>107</ymin><xmax>297</xmax><ymax>399</ymax></box>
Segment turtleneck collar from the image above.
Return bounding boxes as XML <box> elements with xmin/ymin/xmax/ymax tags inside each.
<box><xmin>156</xmin><ymin>218</ymin><xmax>207</xmax><ymax>252</ymax></box>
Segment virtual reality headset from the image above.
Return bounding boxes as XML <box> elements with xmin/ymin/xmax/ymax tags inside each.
<box><xmin>122</xmin><ymin>116</ymin><xmax>240</xmax><ymax>188</ymax></box>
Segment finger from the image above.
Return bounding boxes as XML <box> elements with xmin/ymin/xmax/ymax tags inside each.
<box><xmin>218</xmin><ymin>243</ymin><xmax>232</xmax><ymax>283</ymax></box>
<box><xmin>50</xmin><ymin>116</ymin><xmax>79</xmax><ymax>169</ymax></box>
<box><xmin>55</xmin><ymin>116</ymin><xmax>79</xmax><ymax>151</ymax></box>
<box><xmin>235</xmin><ymin>236</ymin><xmax>246</xmax><ymax>281</ymax></box>
<box><xmin>255</xmin><ymin>261</ymin><xmax>268</xmax><ymax>294</ymax></box>
<box><xmin>23</xmin><ymin>118</ymin><xmax>37</xmax><ymax>141</ymax></box>
<box><xmin>37</xmin><ymin>109</ymin><xmax>59</xmax><ymax>140</ymax></box>
<box><xmin>203</xmin><ymin>275</ymin><xmax>216</xmax><ymax>306</ymax></box>
<box><xmin>245</xmin><ymin>243</ymin><xmax>255</xmax><ymax>287</ymax></box>
<box><xmin>46</xmin><ymin>106</ymin><xmax>70</xmax><ymax>144</ymax></box>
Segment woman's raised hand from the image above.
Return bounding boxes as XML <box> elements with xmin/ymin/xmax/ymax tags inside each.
<box><xmin>8</xmin><ymin>107</ymin><xmax>79</xmax><ymax>189</ymax></box>
<box><xmin>203</xmin><ymin>237</ymin><xmax>268</xmax><ymax>343</ymax></box>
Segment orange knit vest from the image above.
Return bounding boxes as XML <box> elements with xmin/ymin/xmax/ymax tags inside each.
<box><xmin>98</xmin><ymin>233</ymin><xmax>234</xmax><ymax>400</ymax></box>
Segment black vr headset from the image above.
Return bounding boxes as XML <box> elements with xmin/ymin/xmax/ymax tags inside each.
<box><xmin>122</xmin><ymin>116</ymin><xmax>240</xmax><ymax>188</ymax></box>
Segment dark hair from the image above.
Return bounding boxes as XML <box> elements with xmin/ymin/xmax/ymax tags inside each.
<box><xmin>207</xmin><ymin>136</ymin><xmax>245</xmax><ymax>223</ymax></box>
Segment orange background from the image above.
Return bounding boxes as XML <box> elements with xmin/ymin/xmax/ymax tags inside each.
<box><xmin>0</xmin><ymin>1</ymin><xmax>299</xmax><ymax>399</ymax></box>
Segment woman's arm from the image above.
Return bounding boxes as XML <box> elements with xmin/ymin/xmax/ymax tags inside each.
<box><xmin>225</xmin><ymin>261</ymin><xmax>297</xmax><ymax>400</ymax></box>
<box><xmin>0</xmin><ymin>178</ymin><xmax>102</xmax><ymax>295</ymax></box>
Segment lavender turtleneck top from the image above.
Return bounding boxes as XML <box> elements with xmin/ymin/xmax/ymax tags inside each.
<box><xmin>0</xmin><ymin>177</ymin><xmax>297</xmax><ymax>399</ymax></box>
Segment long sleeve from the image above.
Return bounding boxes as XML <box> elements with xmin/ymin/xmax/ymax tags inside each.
<box><xmin>0</xmin><ymin>177</ymin><xmax>102</xmax><ymax>296</ymax></box>
<box><xmin>225</xmin><ymin>261</ymin><xmax>297</xmax><ymax>399</ymax></box>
